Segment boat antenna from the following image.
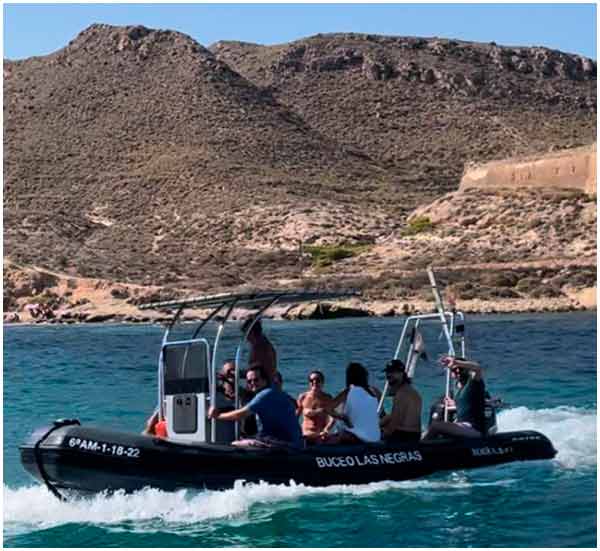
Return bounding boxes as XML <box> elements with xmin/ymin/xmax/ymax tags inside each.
<box><xmin>427</xmin><ymin>267</ymin><xmax>456</xmax><ymax>421</ymax></box>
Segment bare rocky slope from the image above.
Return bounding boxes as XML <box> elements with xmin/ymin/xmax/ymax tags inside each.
<box><xmin>3</xmin><ymin>25</ymin><xmax>597</xmax><ymax>322</ymax></box>
<box><xmin>211</xmin><ymin>33</ymin><xmax>596</xmax><ymax>198</ymax></box>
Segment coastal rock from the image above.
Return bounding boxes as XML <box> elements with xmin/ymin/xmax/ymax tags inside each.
<box><xmin>362</xmin><ymin>55</ymin><xmax>394</xmax><ymax>81</ymax></box>
<box><xmin>563</xmin><ymin>286</ymin><xmax>596</xmax><ymax>308</ymax></box>
<box><xmin>8</xmin><ymin>270</ymin><xmax>58</xmax><ymax>299</ymax></box>
<box><xmin>84</xmin><ymin>313</ymin><xmax>116</xmax><ymax>323</ymax></box>
<box><xmin>285</xmin><ymin>302</ymin><xmax>370</xmax><ymax>319</ymax></box>
<box><xmin>110</xmin><ymin>286</ymin><xmax>130</xmax><ymax>299</ymax></box>
<box><xmin>3</xmin><ymin>312</ymin><xmax>20</xmax><ymax>323</ymax></box>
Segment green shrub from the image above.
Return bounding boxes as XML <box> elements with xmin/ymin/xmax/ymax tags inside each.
<box><xmin>304</xmin><ymin>244</ymin><xmax>371</xmax><ymax>268</ymax></box>
<box><xmin>402</xmin><ymin>216</ymin><xmax>434</xmax><ymax>236</ymax></box>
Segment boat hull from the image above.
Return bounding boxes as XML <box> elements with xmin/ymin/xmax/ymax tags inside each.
<box><xmin>20</xmin><ymin>421</ymin><xmax>557</xmax><ymax>495</ymax></box>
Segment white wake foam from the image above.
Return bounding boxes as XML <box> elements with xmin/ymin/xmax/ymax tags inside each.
<box><xmin>498</xmin><ymin>405</ymin><xmax>596</xmax><ymax>468</ymax></box>
<box><xmin>3</xmin><ymin>476</ymin><xmax>510</xmax><ymax>533</ymax></box>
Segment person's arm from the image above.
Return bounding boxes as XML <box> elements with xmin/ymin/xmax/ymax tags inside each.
<box><xmin>322</xmin><ymin>389</ymin><xmax>348</xmax><ymax>413</ymax></box>
<box><xmin>208</xmin><ymin>405</ymin><xmax>252</xmax><ymax>422</ymax></box>
<box><xmin>143</xmin><ymin>410</ymin><xmax>159</xmax><ymax>435</ymax></box>
<box><xmin>380</xmin><ymin>395</ymin><xmax>407</xmax><ymax>436</ymax></box>
<box><xmin>296</xmin><ymin>393</ymin><xmax>305</xmax><ymax>416</ymax></box>
<box><xmin>444</xmin><ymin>356</ymin><xmax>483</xmax><ymax>381</ymax></box>
<box><xmin>454</xmin><ymin>359</ymin><xmax>483</xmax><ymax>381</ymax></box>
<box><xmin>320</xmin><ymin>390</ymin><xmax>352</xmax><ymax>430</ymax></box>
<box><xmin>306</xmin><ymin>390</ymin><xmax>345</xmax><ymax>417</ymax></box>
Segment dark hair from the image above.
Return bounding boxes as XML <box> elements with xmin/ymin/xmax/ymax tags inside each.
<box><xmin>309</xmin><ymin>370</ymin><xmax>325</xmax><ymax>382</ymax></box>
<box><xmin>455</xmin><ymin>368</ymin><xmax>470</xmax><ymax>385</ymax></box>
<box><xmin>345</xmin><ymin>362</ymin><xmax>375</xmax><ymax>396</ymax></box>
<box><xmin>384</xmin><ymin>359</ymin><xmax>406</xmax><ymax>373</ymax></box>
<box><xmin>273</xmin><ymin>371</ymin><xmax>283</xmax><ymax>384</ymax></box>
<box><xmin>241</xmin><ymin>317</ymin><xmax>262</xmax><ymax>336</ymax></box>
<box><xmin>246</xmin><ymin>363</ymin><xmax>268</xmax><ymax>381</ymax></box>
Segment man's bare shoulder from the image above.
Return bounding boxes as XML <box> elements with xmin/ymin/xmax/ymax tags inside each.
<box><xmin>395</xmin><ymin>384</ymin><xmax>421</xmax><ymax>399</ymax></box>
<box><xmin>297</xmin><ymin>391</ymin><xmax>308</xmax><ymax>402</ymax></box>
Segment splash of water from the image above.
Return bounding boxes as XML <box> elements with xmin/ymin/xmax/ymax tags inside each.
<box><xmin>3</xmin><ymin>476</ymin><xmax>510</xmax><ymax>534</ymax></box>
<box><xmin>498</xmin><ymin>405</ymin><xmax>596</xmax><ymax>468</ymax></box>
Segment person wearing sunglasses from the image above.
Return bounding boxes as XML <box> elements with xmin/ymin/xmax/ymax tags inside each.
<box><xmin>208</xmin><ymin>363</ymin><xmax>302</xmax><ymax>448</ymax></box>
<box><xmin>296</xmin><ymin>371</ymin><xmax>333</xmax><ymax>444</ymax></box>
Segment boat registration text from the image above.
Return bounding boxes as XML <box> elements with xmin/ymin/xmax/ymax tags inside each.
<box><xmin>316</xmin><ymin>451</ymin><xmax>422</xmax><ymax>468</ymax></box>
<box><xmin>68</xmin><ymin>437</ymin><xmax>141</xmax><ymax>458</ymax></box>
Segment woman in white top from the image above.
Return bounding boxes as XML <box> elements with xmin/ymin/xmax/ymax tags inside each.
<box><xmin>320</xmin><ymin>362</ymin><xmax>382</xmax><ymax>444</ymax></box>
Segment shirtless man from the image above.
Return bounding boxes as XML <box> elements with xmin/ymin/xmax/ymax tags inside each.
<box><xmin>296</xmin><ymin>370</ymin><xmax>333</xmax><ymax>444</ymax></box>
<box><xmin>380</xmin><ymin>359</ymin><xmax>422</xmax><ymax>443</ymax></box>
<box><xmin>242</xmin><ymin>318</ymin><xmax>277</xmax><ymax>383</ymax></box>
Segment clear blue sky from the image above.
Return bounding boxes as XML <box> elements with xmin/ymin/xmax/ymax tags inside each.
<box><xmin>3</xmin><ymin>3</ymin><xmax>597</xmax><ymax>61</ymax></box>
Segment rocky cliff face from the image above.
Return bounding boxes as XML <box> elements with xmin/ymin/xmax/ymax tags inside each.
<box><xmin>212</xmin><ymin>33</ymin><xmax>596</xmax><ymax>199</ymax></box>
<box><xmin>3</xmin><ymin>25</ymin><xmax>597</xmax><ymax>320</ymax></box>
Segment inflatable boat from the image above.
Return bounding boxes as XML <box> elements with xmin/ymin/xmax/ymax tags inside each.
<box><xmin>21</xmin><ymin>419</ymin><xmax>555</xmax><ymax>497</ymax></box>
<box><xmin>20</xmin><ymin>271</ymin><xmax>557</xmax><ymax>499</ymax></box>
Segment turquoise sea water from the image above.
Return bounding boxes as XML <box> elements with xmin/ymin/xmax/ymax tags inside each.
<box><xmin>3</xmin><ymin>313</ymin><xmax>597</xmax><ymax>547</ymax></box>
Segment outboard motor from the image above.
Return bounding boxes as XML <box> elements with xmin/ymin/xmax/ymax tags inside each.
<box><xmin>483</xmin><ymin>393</ymin><xmax>503</xmax><ymax>435</ymax></box>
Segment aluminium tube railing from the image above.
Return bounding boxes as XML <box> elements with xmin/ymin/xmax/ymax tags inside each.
<box><xmin>210</xmin><ymin>300</ymin><xmax>238</xmax><ymax>442</ymax></box>
<box><xmin>231</xmin><ymin>295</ymin><xmax>282</xmax><ymax>440</ymax></box>
<box><xmin>377</xmin><ymin>311</ymin><xmax>457</xmax><ymax>414</ymax></box>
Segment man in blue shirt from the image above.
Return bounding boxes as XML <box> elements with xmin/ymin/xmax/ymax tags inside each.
<box><xmin>208</xmin><ymin>363</ymin><xmax>302</xmax><ymax>447</ymax></box>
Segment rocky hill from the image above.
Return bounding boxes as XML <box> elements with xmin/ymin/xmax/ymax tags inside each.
<box><xmin>3</xmin><ymin>25</ymin><xmax>597</xmax><ymax>322</ymax></box>
<box><xmin>211</xmin><ymin>33</ymin><xmax>596</xmax><ymax>197</ymax></box>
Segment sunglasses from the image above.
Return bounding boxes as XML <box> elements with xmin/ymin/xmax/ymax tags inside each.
<box><xmin>309</xmin><ymin>377</ymin><xmax>322</xmax><ymax>384</ymax></box>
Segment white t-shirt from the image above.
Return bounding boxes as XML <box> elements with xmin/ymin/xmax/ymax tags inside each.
<box><xmin>343</xmin><ymin>385</ymin><xmax>381</xmax><ymax>443</ymax></box>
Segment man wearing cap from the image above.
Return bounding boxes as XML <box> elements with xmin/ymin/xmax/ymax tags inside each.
<box><xmin>380</xmin><ymin>359</ymin><xmax>423</xmax><ymax>443</ymax></box>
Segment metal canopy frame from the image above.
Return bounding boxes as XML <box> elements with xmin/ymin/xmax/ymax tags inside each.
<box><xmin>146</xmin><ymin>289</ymin><xmax>359</xmax><ymax>442</ymax></box>
<box><xmin>377</xmin><ymin>269</ymin><xmax>467</xmax><ymax>420</ymax></box>
<box><xmin>148</xmin><ymin>273</ymin><xmax>462</xmax><ymax>443</ymax></box>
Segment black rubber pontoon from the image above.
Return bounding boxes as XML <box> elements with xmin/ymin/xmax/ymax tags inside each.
<box><xmin>21</xmin><ymin>421</ymin><xmax>556</xmax><ymax>496</ymax></box>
